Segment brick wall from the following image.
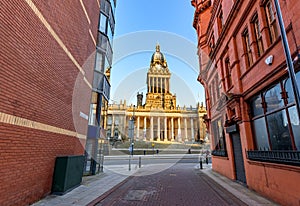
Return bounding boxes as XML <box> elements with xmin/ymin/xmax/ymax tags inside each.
<box><xmin>0</xmin><ymin>0</ymin><xmax>99</xmax><ymax>205</ymax></box>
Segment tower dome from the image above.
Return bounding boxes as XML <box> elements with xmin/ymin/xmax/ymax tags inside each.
<box><xmin>151</xmin><ymin>44</ymin><xmax>166</xmax><ymax>65</ymax></box>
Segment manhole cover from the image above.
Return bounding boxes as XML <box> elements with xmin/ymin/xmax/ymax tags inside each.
<box><xmin>124</xmin><ymin>190</ymin><xmax>147</xmax><ymax>201</ymax></box>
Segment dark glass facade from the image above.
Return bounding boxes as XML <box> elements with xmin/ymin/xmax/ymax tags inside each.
<box><xmin>85</xmin><ymin>0</ymin><xmax>116</xmax><ymax>175</ymax></box>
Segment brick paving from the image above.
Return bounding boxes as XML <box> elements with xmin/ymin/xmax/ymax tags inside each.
<box><xmin>88</xmin><ymin>163</ymin><xmax>247</xmax><ymax>206</ymax></box>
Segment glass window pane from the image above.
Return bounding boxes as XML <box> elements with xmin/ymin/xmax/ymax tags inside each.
<box><xmin>265</xmin><ymin>83</ymin><xmax>284</xmax><ymax>112</ymax></box>
<box><xmin>288</xmin><ymin>106</ymin><xmax>300</xmax><ymax>150</ymax></box>
<box><xmin>101</xmin><ymin>0</ymin><xmax>110</xmax><ymax>15</ymax></box>
<box><xmin>253</xmin><ymin>117</ymin><xmax>270</xmax><ymax>150</ymax></box>
<box><xmin>88</xmin><ymin>103</ymin><xmax>97</xmax><ymax>126</ymax></box>
<box><xmin>212</xmin><ymin>119</ymin><xmax>225</xmax><ymax>150</ymax></box>
<box><xmin>92</xmin><ymin>71</ymin><xmax>104</xmax><ymax>91</ymax></box>
<box><xmin>97</xmin><ymin>32</ymin><xmax>108</xmax><ymax>51</ymax></box>
<box><xmin>267</xmin><ymin>110</ymin><xmax>293</xmax><ymax>150</ymax></box>
<box><xmin>283</xmin><ymin>71</ymin><xmax>300</xmax><ymax>104</ymax></box>
<box><xmin>107</xmin><ymin>23</ymin><xmax>113</xmax><ymax>44</ymax></box>
<box><xmin>99</xmin><ymin>13</ymin><xmax>107</xmax><ymax>33</ymax></box>
<box><xmin>284</xmin><ymin>77</ymin><xmax>294</xmax><ymax>104</ymax></box>
<box><xmin>95</xmin><ymin>51</ymin><xmax>104</xmax><ymax>73</ymax></box>
<box><xmin>106</xmin><ymin>43</ymin><xmax>113</xmax><ymax>65</ymax></box>
<box><xmin>250</xmin><ymin>94</ymin><xmax>264</xmax><ymax>117</ymax></box>
<box><xmin>297</xmin><ymin>71</ymin><xmax>300</xmax><ymax>90</ymax></box>
<box><xmin>104</xmin><ymin>55</ymin><xmax>110</xmax><ymax>72</ymax></box>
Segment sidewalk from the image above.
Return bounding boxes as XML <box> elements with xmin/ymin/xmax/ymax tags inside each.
<box><xmin>196</xmin><ymin>164</ymin><xmax>279</xmax><ymax>206</ymax></box>
<box><xmin>32</xmin><ymin>162</ymin><xmax>278</xmax><ymax>206</ymax></box>
<box><xmin>31</xmin><ymin>165</ymin><xmax>138</xmax><ymax>206</ymax></box>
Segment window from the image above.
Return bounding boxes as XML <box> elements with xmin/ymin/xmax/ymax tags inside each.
<box><xmin>265</xmin><ymin>1</ymin><xmax>278</xmax><ymax>44</ymax></box>
<box><xmin>225</xmin><ymin>57</ymin><xmax>232</xmax><ymax>88</ymax></box>
<box><xmin>99</xmin><ymin>13</ymin><xmax>108</xmax><ymax>33</ymax></box>
<box><xmin>216</xmin><ymin>75</ymin><xmax>221</xmax><ymax>100</ymax></box>
<box><xmin>217</xmin><ymin>9</ymin><xmax>224</xmax><ymax>35</ymax></box>
<box><xmin>209</xmin><ymin>31</ymin><xmax>215</xmax><ymax>54</ymax></box>
<box><xmin>211</xmin><ymin>118</ymin><xmax>227</xmax><ymax>156</ymax></box>
<box><xmin>95</xmin><ymin>51</ymin><xmax>105</xmax><ymax>73</ymax></box>
<box><xmin>249</xmin><ymin>72</ymin><xmax>300</xmax><ymax>151</ymax></box>
<box><xmin>209</xmin><ymin>85</ymin><xmax>214</xmax><ymax>105</ymax></box>
<box><xmin>88</xmin><ymin>92</ymin><xmax>99</xmax><ymax>126</ymax></box>
<box><xmin>252</xmin><ymin>14</ymin><xmax>264</xmax><ymax>57</ymax></box>
<box><xmin>243</xmin><ymin>29</ymin><xmax>253</xmax><ymax>68</ymax></box>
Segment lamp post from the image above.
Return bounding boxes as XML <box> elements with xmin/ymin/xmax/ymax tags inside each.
<box><xmin>128</xmin><ymin>105</ymin><xmax>135</xmax><ymax>171</ymax></box>
<box><xmin>273</xmin><ymin>0</ymin><xmax>300</xmax><ymax>118</ymax></box>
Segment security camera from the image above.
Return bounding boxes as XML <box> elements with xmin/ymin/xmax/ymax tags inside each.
<box><xmin>265</xmin><ymin>55</ymin><xmax>273</xmax><ymax>66</ymax></box>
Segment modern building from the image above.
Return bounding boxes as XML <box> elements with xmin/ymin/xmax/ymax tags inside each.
<box><xmin>192</xmin><ymin>0</ymin><xmax>300</xmax><ymax>205</ymax></box>
<box><xmin>0</xmin><ymin>0</ymin><xmax>115</xmax><ymax>205</ymax></box>
<box><xmin>84</xmin><ymin>0</ymin><xmax>116</xmax><ymax>175</ymax></box>
<box><xmin>106</xmin><ymin>44</ymin><xmax>207</xmax><ymax>143</ymax></box>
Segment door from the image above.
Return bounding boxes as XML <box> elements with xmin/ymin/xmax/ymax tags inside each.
<box><xmin>231</xmin><ymin>132</ymin><xmax>247</xmax><ymax>184</ymax></box>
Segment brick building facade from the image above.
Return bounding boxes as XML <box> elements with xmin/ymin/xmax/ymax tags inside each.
<box><xmin>0</xmin><ymin>1</ymin><xmax>108</xmax><ymax>205</ymax></box>
<box><xmin>192</xmin><ymin>0</ymin><xmax>300</xmax><ymax>205</ymax></box>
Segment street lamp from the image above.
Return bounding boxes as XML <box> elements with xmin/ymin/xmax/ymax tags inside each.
<box><xmin>128</xmin><ymin>105</ymin><xmax>135</xmax><ymax>171</ymax></box>
<box><xmin>129</xmin><ymin>105</ymin><xmax>135</xmax><ymax>156</ymax></box>
<box><xmin>273</xmin><ymin>0</ymin><xmax>300</xmax><ymax>118</ymax></box>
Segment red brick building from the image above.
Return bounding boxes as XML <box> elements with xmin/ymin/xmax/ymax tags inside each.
<box><xmin>192</xmin><ymin>0</ymin><xmax>300</xmax><ymax>205</ymax></box>
<box><xmin>0</xmin><ymin>0</ymin><xmax>115</xmax><ymax>205</ymax></box>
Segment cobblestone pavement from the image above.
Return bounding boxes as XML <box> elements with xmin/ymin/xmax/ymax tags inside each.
<box><xmin>88</xmin><ymin>163</ymin><xmax>248</xmax><ymax>206</ymax></box>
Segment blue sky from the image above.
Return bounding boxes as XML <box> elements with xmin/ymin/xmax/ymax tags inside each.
<box><xmin>110</xmin><ymin>1</ymin><xmax>205</xmax><ymax>107</ymax></box>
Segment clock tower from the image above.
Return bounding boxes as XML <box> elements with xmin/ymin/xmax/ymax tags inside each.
<box><xmin>145</xmin><ymin>44</ymin><xmax>176</xmax><ymax>109</ymax></box>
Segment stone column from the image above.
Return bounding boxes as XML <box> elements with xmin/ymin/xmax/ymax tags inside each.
<box><xmin>171</xmin><ymin>117</ymin><xmax>174</xmax><ymax>141</ymax></box>
<box><xmin>123</xmin><ymin>115</ymin><xmax>126</xmax><ymax>133</ymax></box>
<box><xmin>164</xmin><ymin>78</ymin><xmax>167</xmax><ymax>93</ymax></box>
<box><xmin>185</xmin><ymin>118</ymin><xmax>188</xmax><ymax>141</ymax></box>
<box><xmin>167</xmin><ymin>78</ymin><xmax>169</xmax><ymax>93</ymax></box>
<box><xmin>164</xmin><ymin>117</ymin><xmax>168</xmax><ymax>141</ymax></box>
<box><xmin>143</xmin><ymin>117</ymin><xmax>147</xmax><ymax>140</ymax></box>
<box><xmin>151</xmin><ymin>77</ymin><xmax>154</xmax><ymax>93</ymax></box>
<box><xmin>191</xmin><ymin>118</ymin><xmax>194</xmax><ymax>141</ymax></box>
<box><xmin>111</xmin><ymin>115</ymin><xmax>115</xmax><ymax>139</ymax></box>
<box><xmin>157</xmin><ymin>117</ymin><xmax>160</xmax><ymax>141</ymax></box>
<box><xmin>137</xmin><ymin>116</ymin><xmax>140</xmax><ymax>140</ymax></box>
<box><xmin>177</xmin><ymin>118</ymin><xmax>181</xmax><ymax>141</ymax></box>
<box><xmin>155</xmin><ymin>77</ymin><xmax>159</xmax><ymax>93</ymax></box>
<box><xmin>160</xmin><ymin>78</ymin><xmax>163</xmax><ymax>93</ymax></box>
<box><xmin>150</xmin><ymin>116</ymin><xmax>154</xmax><ymax>141</ymax></box>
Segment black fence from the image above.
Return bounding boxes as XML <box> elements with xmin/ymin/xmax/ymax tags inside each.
<box><xmin>211</xmin><ymin>149</ymin><xmax>227</xmax><ymax>157</ymax></box>
<box><xmin>247</xmin><ymin>150</ymin><xmax>300</xmax><ymax>166</ymax></box>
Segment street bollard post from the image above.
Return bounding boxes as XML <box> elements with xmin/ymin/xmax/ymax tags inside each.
<box><xmin>139</xmin><ymin>156</ymin><xmax>141</xmax><ymax>168</ymax></box>
<box><xmin>200</xmin><ymin>158</ymin><xmax>203</xmax><ymax>170</ymax></box>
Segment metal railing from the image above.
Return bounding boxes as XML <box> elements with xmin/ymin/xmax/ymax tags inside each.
<box><xmin>211</xmin><ymin>149</ymin><xmax>227</xmax><ymax>157</ymax></box>
<box><xmin>247</xmin><ymin>150</ymin><xmax>300</xmax><ymax>166</ymax></box>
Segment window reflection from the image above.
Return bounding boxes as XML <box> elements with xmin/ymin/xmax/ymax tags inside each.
<box><xmin>284</xmin><ymin>77</ymin><xmax>294</xmax><ymax>104</ymax></box>
<box><xmin>250</xmin><ymin>72</ymin><xmax>300</xmax><ymax>151</ymax></box>
<box><xmin>289</xmin><ymin>106</ymin><xmax>300</xmax><ymax>150</ymax></box>
<box><xmin>253</xmin><ymin>118</ymin><xmax>269</xmax><ymax>150</ymax></box>
<box><xmin>250</xmin><ymin>95</ymin><xmax>264</xmax><ymax>117</ymax></box>
<box><xmin>99</xmin><ymin>13</ymin><xmax>107</xmax><ymax>33</ymax></box>
<box><xmin>267</xmin><ymin>110</ymin><xmax>292</xmax><ymax>150</ymax></box>
<box><xmin>212</xmin><ymin>118</ymin><xmax>226</xmax><ymax>151</ymax></box>
<box><xmin>265</xmin><ymin>83</ymin><xmax>283</xmax><ymax>112</ymax></box>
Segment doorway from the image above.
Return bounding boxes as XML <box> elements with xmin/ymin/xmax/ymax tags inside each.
<box><xmin>231</xmin><ymin>132</ymin><xmax>247</xmax><ymax>184</ymax></box>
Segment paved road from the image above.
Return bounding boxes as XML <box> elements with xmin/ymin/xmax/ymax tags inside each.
<box><xmin>88</xmin><ymin>163</ymin><xmax>247</xmax><ymax>206</ymax></box>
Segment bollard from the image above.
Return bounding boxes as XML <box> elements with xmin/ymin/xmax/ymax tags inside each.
<box><xmin>129</xmin><ymin>156</ymin><xmax>131</xmax><ymax>171</ymax></box>
<box><xmin>139</xmin><ymin>156</ymin><xmax>141</xmax><ymax>168</ymax></box>
<box><xmin>200</xmin><ymin>159</ymin><xmax>203</xmax><ymax>170</ymax></box>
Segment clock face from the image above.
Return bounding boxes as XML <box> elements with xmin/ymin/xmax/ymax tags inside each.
<box><xmin>155</xmin><ymin>64</ymin><xmax>162</xmax><ymax>70</ymax></box>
